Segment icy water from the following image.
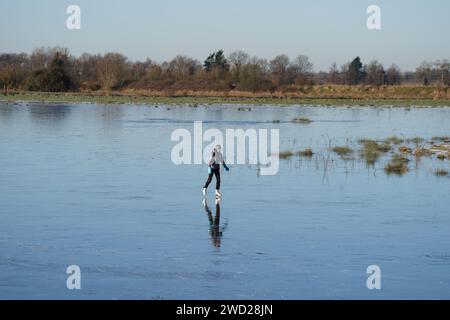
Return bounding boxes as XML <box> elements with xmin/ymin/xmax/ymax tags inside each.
<box><xmin>0</xmin><ymin>102</ymin><xmax>450</xmax><ymax>299</ymax></box>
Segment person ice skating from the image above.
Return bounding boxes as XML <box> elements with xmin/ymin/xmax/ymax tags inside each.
<box><xmin>202</xmin><ymin>145</ymin><xmax>229</xmax><ymax>198</ymax></box>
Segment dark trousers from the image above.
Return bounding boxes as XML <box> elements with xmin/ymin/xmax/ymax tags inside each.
<box><xmin>204</xmin><ymin>167</ymin><xmax>221</xmax><ymax>190</ymax></box>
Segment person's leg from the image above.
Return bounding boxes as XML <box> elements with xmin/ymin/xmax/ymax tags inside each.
<box><xmin>204</xmin><ymin>172</ymin><xmax>214</xmax><ymax>189</ymax></box>
<box><xmin>214</xmin><ymin>169</ymin><xmax>221</xmax><ymax>190</ymax></box>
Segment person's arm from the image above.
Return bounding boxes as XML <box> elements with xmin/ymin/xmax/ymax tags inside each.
<box><xmin>223</xmin><ymin>160</ymin><xmax>229</xmax><ymax>171</ymax></box>
<box><xmin>208</xmin><ymin>152</ymin><xmax>215</xmax><ymax>166</ymax></box>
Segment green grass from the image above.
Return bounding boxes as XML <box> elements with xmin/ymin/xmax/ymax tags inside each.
<box><xmin>359</xmin><ymin>139</ymin><xmax>392</xmax><ymax>165</ymax></box>
<box><xmin>2</xmin><ymin>91</ymin><xmax>450</xmax><ymax>107</ymax></box>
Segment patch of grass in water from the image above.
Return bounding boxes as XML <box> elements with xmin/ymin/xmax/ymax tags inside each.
<box><xmin>392</xmin><ymin>154</ymin><xmax>410</xmax><ymax>164</ymax></box>
<box><xmin>432</xmin><ymin>136</ymin><xmax>450</xmax><ymax>142</ymax></box>
<box><xmin>292</xmin><ymin>117</ymin><xmax>312</xmax><ymax>124</ymax></box>
<box><xmin>385</xmin><ymin>154</ymin><xmax>409</xmax><ymax>175</ymax></box>
<box><xmin>359</xmin><ymin>139</ymin><xmax>391</xmax><ymax>165</ymax></box>
<box><xmin>398</xmin><ymin>146</ymin><xmax>412</xmax><ymax>154</ymax></box>
<box><xmin>408</xmin><ymin>137</ymin><xmax>424</xmax><ymax>144</ymax></box>
<box><xmin>384</xmin><ymin>136</ymin><xmax>404</xmax><ymax>145</ymax></box>
<box><xmin>435</xmin><ymin>169</ymin><xmax>449</xmax><ymax>177</ymax></box>
<box><xmin>332</xmin><ymin>146</ymin><xmax>353</xmax><ymax>156</ymax></box>
<box><xmin>298</xmin><ymin>148</ymin><xmax>314</xmax><ymax>157</ymax></box>
<box><xmin>280</xmin><ymin>148</ymin><xmax>315</xmax><ymax>159</ymax></box>
<box><xmin>413</xmin><ymin>147</ymin><xmax>433</xmax><ymax>157</ymax></box>
<box><xmin>279</xmin><ymin>151</ymin><xmax>295</xmax><ymax>159</ymax></box>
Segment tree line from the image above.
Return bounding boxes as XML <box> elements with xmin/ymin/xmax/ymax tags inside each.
<box><xmin>0</xmin><ymin>47</ymin><xmax>449</xmax><ymax>94</ymax></box>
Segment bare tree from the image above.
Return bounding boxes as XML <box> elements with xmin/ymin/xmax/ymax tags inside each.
<box><xmin>228</xmin><ymin>51</ymin><xmax>249</xmax><ymax>70</ymax></box>
<box><xmin>339</xmin><ymin>62</ymin><xmax>350</xmax><ymax>84</ymax></box>
<box><xmin>416</xmin><ymin>61</ymin><xmax>433</xmax><ymax>86</ymax></box>
<box><xmin>434</xmin><ymin>60</ymin><xmax>450</xmax><ymax>86</ymax></box>
<box><xmin>269</xmin><ymin>54</ymin><xmax>290</xmax><ymax>86</ymax></box>
<box><xmin>0</xmin><ymin>66</ymin><xmax>14</xmax><ymax>94</ymax></box>
<box><xmin>96</xmin><ymin>53</ymin><xmax>129</xmax><ymax>90</ymax></box>
<box><xmin>386</xmin><ymin>64</ymin><xmax>402</xmax><ymax>85</ymax></box>
<box><xmin>146</xmin><ymin>64</ymin><xmax>163</xmax><ymax>81</ymax></box>
<box><xmin>168</xmin><ymin>55</ymin><xmax>200</xmax><ymax>81</ymax></box>
<box><xmin>130</xmin><ymin>58</ymin><xmax>153</xmax><ymax>82</ymax></box>
<box><xmin>292</xmin><ymin>55</ymin><xmax>313</xmax><ymax>76</ymax></box>
<box><xmin>73</xmin><ymin>53</ymin><xmax>101</xmax><ymax>88</ymax></box>
<box><xmin>328</xmin><ymin>62</ymin><xmax>340</xmax><ymax>84</ymax></box>
<box><xmin>0</xmin><ymin>53</ymin><xmax>29</xmax><ymax>93</ymax></box>
<box><xmin>291</xmin><ymin>54</ymin><xmax>313</xmax><ymax>84</ymax></box>
<box><xmin>239</xmin><ymin>56</ymin><xmax>272</xmax><ymax>92</ymax></box>
<box><xmin>228</xmin><ymin>50</ymin><xmax>249</xmax><ymax>82</ymax></box>
<box><xmin>365</xmin><ymin>60</ymin><xmax>385</xmax><ymax>86</ymax></box>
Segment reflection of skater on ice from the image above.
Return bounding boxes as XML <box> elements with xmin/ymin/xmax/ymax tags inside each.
<box><xmin>202</xmin><ymin>145</ymin><xmax>229</xmax><ymax>199</ymax></box>
<box><xmin>202</xmin><ymin>198</ymin><xmax>227</xmax><ymax>248</ymax></box>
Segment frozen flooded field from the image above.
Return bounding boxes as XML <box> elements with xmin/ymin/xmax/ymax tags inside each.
<box><xmin>0</xmin><ymin>102</ymin><xmax>449</xmax><ymax>299</ymax></box>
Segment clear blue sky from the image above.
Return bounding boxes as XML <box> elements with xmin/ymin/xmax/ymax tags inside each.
<box><xmin>0</xmin><ymin>0</ymin><xmax>449</xmax><ymax>71</ymax></box>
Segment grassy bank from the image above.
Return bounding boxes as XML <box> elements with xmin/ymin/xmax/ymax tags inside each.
<box><xmin>1</xmin><ymin>88</ymin><xmax>450</xmax><ymax>106</ymax></box>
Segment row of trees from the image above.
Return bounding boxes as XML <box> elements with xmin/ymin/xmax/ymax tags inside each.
<box><xmin>326</xmin><ymin>57</ymin><xmax>449</xmax><ymax>86</ymax></box>
<box><xmin>0</xmin><ymin>47</ymin><xmax>449</xmax><ymax>93</ymax></box>
<box><xmin>326</xmin><ymin>57</ymin><xmax>402</xmax><ymax>86</ymax></box>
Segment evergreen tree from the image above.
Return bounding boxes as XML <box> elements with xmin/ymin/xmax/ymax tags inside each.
<box><xmin>46</xmin><ymin>53</ymin><xmax>73</xmax><ymax>91</ymax></box>
<box><xmin>347</xmin><ymin>56</ymin><xmax>365</xmax><ymax>85</ymax></box>
<box><xmin>203</xmin><ymin>50</ymin><xmax>229</xmax><ymax>72</ymax></box>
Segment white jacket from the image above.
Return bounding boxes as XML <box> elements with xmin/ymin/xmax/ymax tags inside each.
<box><xmin>209</xmin><ymin>148</ymin><xmax>224</xmax><ymax>166</ymax></box>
